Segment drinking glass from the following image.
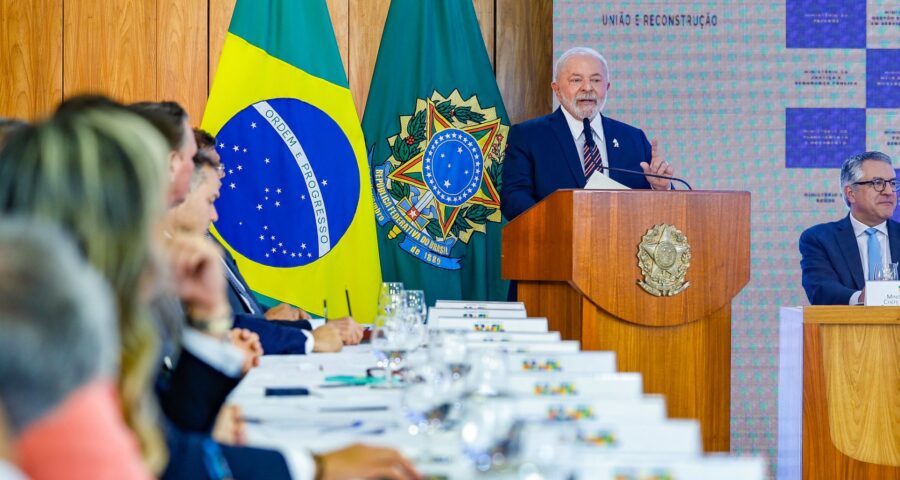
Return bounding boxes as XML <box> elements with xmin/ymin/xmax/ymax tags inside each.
<box><xmin>402</xmin><ymin>361</ymin><xmax>458</xmax><ymax>462</ymax></box>
<box><xmin>402</xmin><ymin>289</ymin><xmax>427</xmax><ymax>324</ymax></box>
<box><xmin>370</xmin><ymin>325</ymin><xmax>409</xmax><ymax>387</ymax></box>
<box><xmin>515</xmin><ymin>421</ymin><xmax>576</xmax><ymax>480</ymax></box>
<box><xmin>465</xmin><ymin>348</ymin><xmax>509</xmax><ymax>397</ymax></box>
<box><xmin>458</xmin><ymin>394</ymin><xmax>520</xmax><ymax>473</ymax></box>
<box><xmin>873</xmin><ymin>262</ymin><xmax>899</xmax><ymax>281</ymax></box>
<box><xmin>376</xmin><ymin>282</ymin><xmax>405</xmax><ymax>327</ymax></box>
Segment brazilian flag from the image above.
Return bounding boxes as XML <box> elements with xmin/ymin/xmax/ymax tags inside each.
<box><xmin>202</xmin><ymin>0</ymin><xmax>381</xmax><ymax>322</ymax></box>
<box><xmin>363</xmin><ymin>0</ymin><xmax>510</xmax><ymax>302</ymax></box>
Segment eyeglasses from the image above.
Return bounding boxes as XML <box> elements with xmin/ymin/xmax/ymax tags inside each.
<box><xmin>852</xmin><ymin>178</ymin><xmax>900</xmax><ymax>193</ymax></box>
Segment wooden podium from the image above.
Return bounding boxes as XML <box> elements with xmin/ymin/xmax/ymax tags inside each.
<box><xmin>778</xmin><ymin>307</ymin><xmax>900</xmax><ymax>480</ymax></box>
<box><xmin>501</xmin><ymin>190</ymin><xmax>750</xmax><ymax>452</ymax></box>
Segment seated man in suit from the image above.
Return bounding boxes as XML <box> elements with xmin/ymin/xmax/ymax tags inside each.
<box><xmin>501</xmin><ymin>46</ymin><xmax>676</xmax><ymax>220</ymax></box>
<box><xmin>171</xmin><ymin>149</ymin><xmax>361</xmax><ymax>353</ymax></box>
<box><xmin>800</xmin><ymin>151</ymin><xmax>899</xmax><ymax>305</ymax></box>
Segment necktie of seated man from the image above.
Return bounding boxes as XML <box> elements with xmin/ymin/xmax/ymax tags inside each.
<box><xmin>866</xmin><ymin>227</ymin><xmax>882</xmax><ymax>281</ymax></box>
<box><xmin>582</xmin><ymin>117</ymin><xmax>603</xmax><ymax>177</ymax></box>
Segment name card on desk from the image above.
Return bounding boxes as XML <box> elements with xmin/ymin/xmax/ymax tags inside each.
<box><xmin>431</xmin><ymin>316</ymin><xmax>548</xmax><ymax>332</ymax></box>
<box><xmin>507</xmin><ymin>351</ymin><xmax>617</xmax><ymax>374</ymax></box>
<box><xmin>427</xmin><ymin>307</ymin><xmax>527</xmax><ymax>323</ymax></box>
<box><xmin>864</xmin><ymin>280</ymin><xmax>900</xmax><ymax>306</ymax></box>
<box><xmin>434</xmin><ymin>300</ymin><xmax>526</xmax><ymax>311</ymax></box>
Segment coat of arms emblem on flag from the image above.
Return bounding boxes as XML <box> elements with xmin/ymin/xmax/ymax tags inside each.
<box><xmin>372</xmin><ymin>90</ymin><xmax>508</xmax><ymax>270</ymax></box>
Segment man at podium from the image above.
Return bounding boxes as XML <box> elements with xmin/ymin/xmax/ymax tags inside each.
<box><xmin>800</xmin><ymin>151</ymin><xmax>900</xmax><ymax>305</ymax></box>
<box><xmin>500</xmin><ymin>46</ymin><xmax>674</xmax><ymax>220</ymax></box>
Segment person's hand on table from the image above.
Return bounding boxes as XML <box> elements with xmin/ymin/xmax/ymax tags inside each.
<box><xmin>265</xmin><ymin>303</ymin><xmax>312</xmax><ymax>321</ymax></box>
<box><xmin>316</xmin><ymin>444</ymin><xmax>422</xmax><ymax>480</ymax></box>
<box><xmin>312</xmin><ymin>323</ymin><xmax>343</xmax><ymax>353</ymax></box>
<box><xmin>326</xmin><ymin>316</ymin><xmax>365</xmax><ymax>345</ymax></box>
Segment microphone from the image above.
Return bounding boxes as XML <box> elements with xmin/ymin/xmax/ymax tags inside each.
<box><xmin>597</xmin><ymin>164</ymin><xmax>693</xmax><ymax>190</ymax></box>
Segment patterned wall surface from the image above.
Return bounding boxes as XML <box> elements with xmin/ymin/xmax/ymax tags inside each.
<box><xmin>554</xmin><ymin>1</ymin><xmax>900</xmax><ymax>476</ymax></box>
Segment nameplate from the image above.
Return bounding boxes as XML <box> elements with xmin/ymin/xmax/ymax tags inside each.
<box><xmin>864</xmin><ymin>280</ymin><xmax>900</xmax><ymax>306</ymax></box>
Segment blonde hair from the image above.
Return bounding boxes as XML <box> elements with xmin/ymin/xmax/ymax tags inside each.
<box><xmin>0</xmin><ymin>103</ymin><xmax>170</xmax><ymax>472</ymax></box>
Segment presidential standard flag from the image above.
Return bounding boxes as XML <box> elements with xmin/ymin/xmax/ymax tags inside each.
<box><xmin>202</xmin><ymin>0</ymin><xmax>381</xmax><ymax>321</ymax></box>
<box><xmin>363</xmin><ymin>0</ymin><xmax>510</xmax><ymax>302</ymax></box>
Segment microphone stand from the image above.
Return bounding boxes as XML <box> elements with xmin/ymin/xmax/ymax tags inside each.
<box><xmin>598</xmin><ymin>164</ymin><xmax>693</xmax><ymax>190</ymax></box>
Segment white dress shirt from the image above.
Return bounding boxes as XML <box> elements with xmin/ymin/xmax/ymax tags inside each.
<box><xmin>848</xmin><ymin>213</ymin><xmax>891</xmax><ymax>305</ymax></box>
<box><xmin>181</xmin><ymin>328</ymin><xmax>246</xmax><ymax>378</ymax></box>
<box><xmin>559</xmin><ymin>107</ymin><xmax>609</xmax><ymax>177</ymax></box>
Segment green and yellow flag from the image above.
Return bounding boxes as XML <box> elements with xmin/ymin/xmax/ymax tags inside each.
<box><xmin>363</xmin><ymin>0</ymin><xmax>510</xmax><ymax>302</ymax></box>
<box><xmin>202</xmin><ymin>0</ymin><xmax>381</xmax><ymax>321</ymax></box>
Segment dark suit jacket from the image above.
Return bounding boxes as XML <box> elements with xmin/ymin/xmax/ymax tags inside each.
<box><xmin>162</xmin><ymin>421</ymin><xmax>292</xmax><ymax>480</ymax></box>
<box><xmin>157</xmin><ymin>349</ymin><xmax>240</xmax><ymax>434</ymax></box>
<box><xmin>799</xmin><ymin>215</ymin><xmax>900</xmax><ymax>305</ymax></box>
<box><xmin>501</xmin><ymin>108</ymin><xmax>653</xmax><ymax>220</ymax></box>
<box><xmin>215</xmin><ymin>236</ymin><xmax>313</xmax><ymax>354</ymax></box>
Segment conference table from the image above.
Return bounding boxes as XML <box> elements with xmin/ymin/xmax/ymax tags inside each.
<box><xmin>228</xmin><ymin>304</ymin><xmax>766</xmax><ymax>479</ymax></box>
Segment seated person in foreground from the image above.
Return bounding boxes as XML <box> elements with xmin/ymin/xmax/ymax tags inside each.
<box><xmin>800</xmin><ymin>151</ymin><xmax>900</xmax><ymax>305</ymax></box>
<box><xmin>0</xmin><ymin>219</ymin><xmax>150</xmax><ymax>480</ymax></box>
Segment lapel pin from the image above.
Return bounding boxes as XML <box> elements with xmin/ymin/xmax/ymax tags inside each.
<box><xmin>612</xmin><ymin>138</ymin><xmax>620</xmax><ymax>148</ymax></box>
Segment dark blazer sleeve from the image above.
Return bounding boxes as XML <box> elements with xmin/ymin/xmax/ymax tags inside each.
<box><xmin>799</xmin><ymin>226</ymin><xmax>857</xmax><ymax>305</ymax></box>
<box><xmin>233</xmin><ymin>314</ymin><xmax>310</xmax><ymax>355</ymax></box>
<box><xmin>500</xmin><ymin>123</ymin><xmax>539</xmax><ymax>220</ymax></box>
<box><xmin>162</xmin><ymin>423</ymin><xmax>292</xmax><ymax>480</ymax></box>
<box><xmin>156</xmin><ymin>350</ymin><xmax>240</xmax><ymax>434</ymax></box>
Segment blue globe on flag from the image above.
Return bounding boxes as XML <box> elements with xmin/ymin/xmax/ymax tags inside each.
<box><xmin>214</xmin><ymin>97</ymin><xmax>360</xmax><ymax>267</ymax></box>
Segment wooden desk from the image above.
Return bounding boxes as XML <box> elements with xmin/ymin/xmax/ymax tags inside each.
<box><xmin>777</xmin><ymin>306</ymin><xmax>900</xmax><ymax>480</ymax></box>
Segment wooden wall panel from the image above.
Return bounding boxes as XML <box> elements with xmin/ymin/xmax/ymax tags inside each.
<box><xmin>473</xmin><ymin>0</ymin><xmax>494</xmax><ymax>68</ymax></box>
<box><xmin>157</xmin><ymin>0</ymin><xmax>208</xmax><ymax>122</ymax></box>
<box><xmin>348</xmin><ymin>0</ymin><xmax>391</xmax><ymax>120</ymax></box>
<box><xmin>208</xmin><ymin>0</ymin><xmax>236</xmax><ymax>93</ymax></box>
<box><xmin>4</xmin><ymin>0</ymin><xmax>546</xmax><ymax>132</ymax></box>
<box><xmin>0</xmin><ymin>0</ymin><xmax>63</xmax><ymax>121</ymax></box>
<box><xmin>326</xmin><ymin>0</ymin><xmax>350</xmax><ymax>79</ymax></box>
<box><xmin>63</xmin><ymin>0</ymin><xmax>158</xmax><ymax>106</ymax></box>
<box><xmin>496</xmin><ymin>0</ymin><xmax>553</xmax><ymax>124</ymax></box>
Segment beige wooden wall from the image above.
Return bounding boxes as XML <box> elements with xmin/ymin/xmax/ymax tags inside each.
<box><xmin>0</xmin><ymin>0</ymin><xmax>551</xmax><ymax>126</ymax></box>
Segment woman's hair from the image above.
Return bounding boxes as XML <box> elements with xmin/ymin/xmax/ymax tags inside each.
<box><xmin>0</xmin><ymin>97</ymin><xmax>169</xmax><ymax>472</ymax></box>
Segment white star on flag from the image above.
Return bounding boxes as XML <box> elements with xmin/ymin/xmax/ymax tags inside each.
<box><xmin>233</xmin><ymin>145</ymin><xmax>239</xmax><ymax>152</ymax></box>
<box><xmin>256</xmin><ymin>204</ymin><xmax>262</xmax><ymax>210</ymax></box>
<box><xmin>251</xmin><ymin>122</ymin><xmax>257</xmax><ymax>128</ymax></box>
<box><xmin>230</xmin><ymin>183</ymin><xmax>236</xmax><ymax>189</ymax></box>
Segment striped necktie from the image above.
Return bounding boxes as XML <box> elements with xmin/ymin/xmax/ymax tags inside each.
<box><xmin>582</xmin><ymin>117</ymin><xmax>603</xmax><ymax>176</ymax></box>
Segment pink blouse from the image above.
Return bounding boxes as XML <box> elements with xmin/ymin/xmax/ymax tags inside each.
<box><xmin>14</xmin><ymin>380</ymin><xmax>152</xmax><ymax>480</ymax></box>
